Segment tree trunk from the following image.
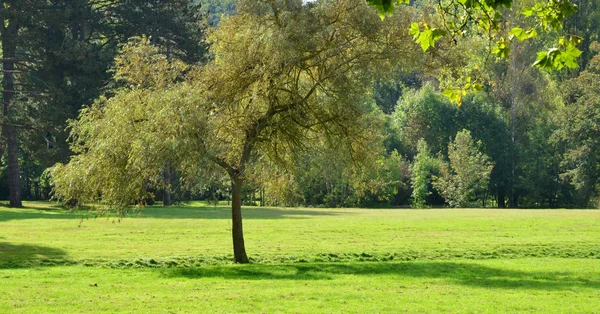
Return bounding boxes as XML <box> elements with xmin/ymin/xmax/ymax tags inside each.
<box><xmin>231</xmin><ymin>178</ymin><xmax>249</xmax><ymax>264</ymax></box>
<box><xmin>2</xmin><ymin>9</ymin><xmax>22</xmax><ymax>208</ymax></box>
<box><xmin>510</xmin><ymin>193</ymin><xmax>518</xmax><ymax>208</ymax></box>
<box><xmin>162</xmin><ymin>167</ymin><xmax>172</xmax><ymax>206</ymax></box>
<box><xmin>498</xmin><ymin>189</ymin><xmax>506</xmax><ymax>208</ymax></box>
<box><xmin>162</xmin><ymin>189</ymin><xmax>172</xmax><ymax>206</ymax></box>
<box><xmin>508</xmin><ymin>41</ymin><xmax>518</xmax><ymax>211</ymax></box>
<box><xmin>260</xmin><ymin>187</ymin><xmax>265</xmax><ymax>207</ymax></box>
<box><xmin>3</xmin><ymin>124</ymin><xmax>21</xmax><ymax>207</ymax></box>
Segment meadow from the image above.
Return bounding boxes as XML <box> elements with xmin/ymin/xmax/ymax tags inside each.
<box><xmin>1</xmin><ymin>202</ymin><xmax>600</xmax><ymax>313</ymax></box>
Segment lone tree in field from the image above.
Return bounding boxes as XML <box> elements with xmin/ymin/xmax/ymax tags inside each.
<box><xmin>50</xmin><ymin>0</ymin><xmax>416</xmax><ymax>263</ymax></box>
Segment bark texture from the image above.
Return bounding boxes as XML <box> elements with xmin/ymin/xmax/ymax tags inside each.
<box><xmin>231</xmin><ymin>178</ymin><xmax>249</xmax><ymax>263</ymax></box>
<box><xmin>1</xmin><ymin>5</ymin><xmax>22</xmax><ymax>207</ymax></box>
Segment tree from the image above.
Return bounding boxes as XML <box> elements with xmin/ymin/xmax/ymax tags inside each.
<box><xmin>0</xmin><ymin>0</ymin><xmax>208</xmax><ymax>206</ymax></box>
<box><xmin>1</xmin><ymin>0</ymin><xmax>22</xmax><ymax>207</ymax></box>
<box><xmin>199</xmin><ymin>0</ymin><xmax>237</xmax><ymax>26</ymax></box>
<box><xmin>553</xmin><ymin>41</ymin><xmax>600</xmax><ymax>206</ymax></box>
<box><xmin>371</xmin><ymin>69</ymin><xmax>422</xmax><ymax>115</ymax></box>
<box><xmin>457</xmin><ymin>95</ymin><xmax>513</xmax><ymax>207</ymax></box>
<box><xmin>433</xmin><ymin>129</ymin><xmax>494</xmax><ymax>207</ymax></box>
<box><xmin>410</xmin><ymin>139</ymin><xmax>442</xmax><ymax>208</ymax></box>
<box><xmin>50</xmin><ymin>0</ymin><xmax>417</xmax><ymax>263</ymax></box>
<box><xmin>95</xmin><ymin>0</ymin><xmax>207</xmax><ymax>64</ymax></box>
<box><xmin>0</xmin><ymin>0</ymin><xmax>94</xmax><ymax>207</ymax></box>
<box><xmin>393</xmin><ymin>85</ymin><xmax>458</xmax><ymax>156</ymax></box>
<box><xmin>519</xmin><ymin>120</ymin><xmax>575</xmax><ymax>207</ymax></box>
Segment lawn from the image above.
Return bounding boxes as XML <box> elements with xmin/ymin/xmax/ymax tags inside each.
<box><xmin>1</xmin><ymin>202</ymin><xmax>600</xmax><ymax>312</ymax></box>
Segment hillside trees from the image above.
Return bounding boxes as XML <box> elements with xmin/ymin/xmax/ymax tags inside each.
<box><xmin>50</xmin><ymin>0</ymin><xmax>420</xmax><ymax>263</ymax></box>
<box><xmin>199</xmin><ymin>0</ymin><xmax>237</xmax><ymax>26</ymax></box>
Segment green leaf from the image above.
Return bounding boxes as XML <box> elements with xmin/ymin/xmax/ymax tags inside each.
<box><xmin>478</xmin><ymin>19</ymin><xmax>490</xmax><ymax>31</ymax></box>
<box><xmin>535</xmin><ymin>37</ymin><xmax>582</xmax><ymax>70</ymax></box>
<box><xmin>521</xmin><ymin>8</ymin><xmax>535</xmax><ymax>17</ymax></box>
<box><xmin>491</xmin><ymin>38</ymin><xmax>510</xmax><ymax>58</ymax></box>
<box><xmin>508</xmin><ymin>27</ymin><xmax>525</xmax><ymax>41</ymax></box>
<box><xmin>508</xmin><ymin>27</ymin><xmax>537</xmax><ymax>41</ymax></box>
<box><xmin>533</xmin><ymin>51</ymin><xmax>551</xmax><ymax>69</ymax></box>
<box><xmin>367</xmin><ymin>0</ymin><xmax>410</xmax><ymax>19</ymax></box>
<box><xmin>442</xmin><ymin>88</ymin><xmax>456</xmax><ymax>99</ymax></box>
<box><xmin>442</xmin><ymin>88</ymin><xmax>463</xmax><ymax>106</ymax></box>
<box><xmin>527</xmin><ymin>29</ymin><xmax>538</xmax><ymax>39</ymax></box>
<box><xmin>563</xmin><ymin>44</ymin><xmax>582</xmax><ymax>69</ymax></box>
<box><xmin>412</xmin><ymin>24</ymin><xmax>446</xmax><ymax>52</ymax></box>
<box><xmin>457</xmin><ymin>0</ymin><xmax>473</xmax><ymax>9</ymax></box>
<box><xmin>409</xmin><ymin>23</ymin><xmax>420</xmax><ymax>39</ymax></box>
<box><xmin>558</xmin><ymin>37</ymin><xmax>568</xmax><ymax>47</ymax></box>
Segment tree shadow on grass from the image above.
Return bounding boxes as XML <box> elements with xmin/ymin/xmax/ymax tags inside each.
<box><xmin>139</xmin><ymin>206</ymin><xmax>347</xmax><ymax>220</ymax></box>
<box><xmin>0</xmin><ymin>203</ymin><xmax>347</xmax><ymax>222</ymax></box>
<box><xmin>0</xmin><ymin>209</ymin><xmax>86</xmax><ymax>222</ymax></box>
<box><xmin>0</xmin><ymin>201</ymin><xmax>88</xmax><ymax>223</ymax></box>
<box><xmin>0</xmin><ymin>242</ymin><xmax>72</xmax><ymax>269</ymax></box>
<box><xmin>164</xmin><ymin>261</ymin><xmax>600</xmax><ymax>291</ymax></box>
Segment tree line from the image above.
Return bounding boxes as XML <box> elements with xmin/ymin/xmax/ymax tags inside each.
<box><xmin>2</xmin><ymin>0</ymin><xmax>600</xmax><ymax>211</ymax></box>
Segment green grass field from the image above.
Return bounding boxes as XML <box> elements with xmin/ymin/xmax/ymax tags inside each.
<box><xmin>1</xmin><ymin>202</ymin><xmax>600</xmax><ymax>313</ymax></box>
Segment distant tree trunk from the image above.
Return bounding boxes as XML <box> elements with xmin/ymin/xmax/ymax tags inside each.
<box><xmin>508</xmin><ymin>41</ymin><xmax>519</xmax><ymax>209</ymax></box>
<box><xmin>24</xmin><ymin>170</ymin><xmax>31</xmax><ymax>200</ymax></box>
<box><xmin>162</xmin><ymin>166</ymin><xmax>172</xmax><ymax>206</ymax></box>
<box><xmin>162</xmin><ymin>190</ymin><xmax>172</xmax><ymax>206</ymax></box>
<box><xmin>3</xmin><ymin>126</ymin><xmax>20</xmax><ymax>207</ymax></box>
<box><xmin>1</xmin><ymin>7</ymin><xmax>22</xmax><ymax>208</ymax></box>
<box><xmin>260</xmin><ymin>187</ymin><xmax>265</xmax><ymax>207</ymax></box>
<box><xmin>510</xmin><ymin>193</ymin><xmax>518</xmax><ymax>208</ymax></box>
<box><xmin>498</xmin><ymin>189</ymin><xmax>506</xmax><ymax>208</ymax></box>
<box><xmin>231</xmin><ymin>177</ymin><xmax>249</xmax><ymax>264</ymax></box>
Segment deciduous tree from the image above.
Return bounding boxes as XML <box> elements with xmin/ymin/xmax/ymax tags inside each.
<box><xmin>50</xmin><ymin>0</ymin><xmax>417</xmax><ymax>263</ymax></box>
<box><xmin>433</xmin><ymin>129</ymin><xmax>494</xmax><ymax>207</ymax></box>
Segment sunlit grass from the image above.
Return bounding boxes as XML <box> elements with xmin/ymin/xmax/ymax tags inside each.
<box><xmin>1</xmin><ymin>202</ymin><xmax>599</xmax><ymax>265</ymax></box>
<box><xmin>1</xmin><ymin>259</ymin><xmax>599</xmax><ymax>313</ymax></box>
<box><xmin>1</xmin><ymin>201</ymin><xmax>600</xmax><ymax>312</ymax></box>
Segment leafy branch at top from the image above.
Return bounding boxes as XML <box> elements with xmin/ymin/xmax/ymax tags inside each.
<box><xmin>366</xmin><ymin>0</ymin><xmax>410</xmax><ymax>19</ymax></box>
<box><xmin>367</xmin><ymin>0</ymin><xmax>582</xmax><ymax>103</ymax></box>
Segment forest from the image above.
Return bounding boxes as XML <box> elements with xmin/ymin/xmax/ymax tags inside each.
<box><xmin>1</xmin><ymin>0</ymin><xmax>600</xmax><ymax>211</ymax></box>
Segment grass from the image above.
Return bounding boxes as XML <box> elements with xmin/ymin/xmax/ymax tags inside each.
<box><xmin>1</xmin><ymin>201</ymin><xmax>600</xmax><ymax>312</ymax></box>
